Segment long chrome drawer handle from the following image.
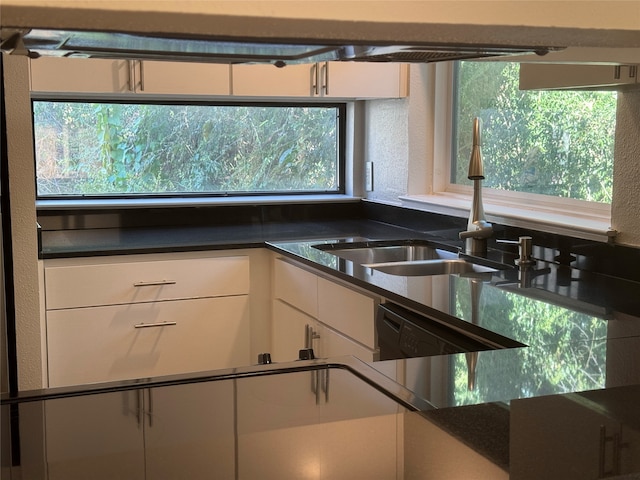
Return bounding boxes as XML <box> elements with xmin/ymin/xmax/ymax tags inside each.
<box><xmin>134</xmin><ymin>321</ymin><xmax>177</xmax><ymax>329</ymax></box>
<box><xmin>133</xmin><ymin>280</ymin><xmax>177</xmax><ymax>287</ymax></box>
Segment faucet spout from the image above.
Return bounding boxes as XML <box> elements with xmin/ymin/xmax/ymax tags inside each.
<box><xmin>459</xmin><ymin>117</ymin><xmax>493</xmax><ymax>255</ymax></box>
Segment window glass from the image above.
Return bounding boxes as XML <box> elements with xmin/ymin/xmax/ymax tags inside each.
<box><xmin>33</xmin><ymin>101</ymin><xmax>343</xmax><ymax>197</ymax></box>
<box><xmin>452</xmin><ymin>61</ymin><xmax>617</xmax><ymax>203</ymax></box>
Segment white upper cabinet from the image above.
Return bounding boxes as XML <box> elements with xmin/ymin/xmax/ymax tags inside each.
<box><xmin>30</xmin><ymin>56</ymin><xmax>407</xmax><ymax>98</ymax></box>
<box><xmin>519</xmin><ymin>63</ymin><xmax>638</xmax><ymax>90</ymax></box>
<box><xmin>30</xmin><ymin>57</ymin><xmax>231</xmax><ymax>95</ymax></box>
<box><xmin>233</xmin><ymin>63</ymin><xmax>314</xmax><ymax>97</ymax></box>
<box><xmin>323</xmin><ymin>61</ymin><xmax>409</xmax><ymax>99</ymax></box>
<box><xmin>136</xmin><ymin>60</ymin><xmax>230</xmax><ymax>95</ymax></box>
<box><xmin>232</xmin><ymin>61</ymin><xmax>409</xmax><ymax>99</ymax></box>
<box><xmin>30</xmin><ymin>57</ymin><xmax>133</xmax><ymax>93</ymax></box>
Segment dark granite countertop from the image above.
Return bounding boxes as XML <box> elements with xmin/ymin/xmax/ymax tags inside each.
<box><xmin>39</xmin><ymin>218</ymin><xmax>419</xmax><ymax>258</ymax></box>
<box><xmin>40</xmin><ymin>216</ymin><xmax>640</xmax><ymax>403</ymax></box>
<box><xmin>38</xmin><ymin>209</ymin><xmax>640</xmax><ymax>476</ymax></box>
<box><xmin>267</xmin><ymin>237</ymin><xmax>640</xmax><ymax>400</ymax></box>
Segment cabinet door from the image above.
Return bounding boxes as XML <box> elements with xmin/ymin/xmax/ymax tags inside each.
<box><xmin>47</xmin><ymin>295</ymin><xmax>250</xmax><ymax>386</ymax></box>
<box><xmin>519</xmin><ymin>63</ymin><xmax>638</xmax><ymax>90</ymax></box>
<box><xmin>45</xmin><ymin>391</ymin><xmax>145</xmax><ymax>480</ymax></box>
<box><xmin>144</xmin><ymin>381</ymin><xmax>236</xmax><ymax>480</ymax></box>
<box><xmin>139</xmin><ymin>60</ymin><xmax>231</xmax><ymax>95</ymax></box>
<box><xmin>232</xmin><ymin>63</ymin><xmax>315</xmax><ymax>97</ymax></box>
<box><xmin>30</xmin><ymin>57</ymin><xmax>133</xmax><ymax>93</ymax></box>
<box><xmin>232</xmin><ymin>62</ymin><xmax>408</xmax><ymax>98</ymax></box>
<box><xmin>273</xmin><ymin>258</ymin><xmax>318</xmax><ymax>318</ymax></box>
<box><xmin>272</xmin><ymin>299</ymin><xmax>316</xmax><ymax>362</ymax></box>
<box><xmin>236</xmin><ymin>369</ymin><xmax>321</xmax><ymax>479</ymax></box>
<box><xmin>45</xmin><ymin>255</ymin><xmax>250</xmax><ymax>309</ymax></box>
<box><xmin>319</xmin><ymin>368</ymin><xmax>402</xmax><ymax>480</ymax></box>
<box><xmin>317</xmin><ymin>277</ymin><xmax>377</xmax><ymax>349</ymax></box>
<box><xmin>319</xmin><ymin>322</ymin><xmax>376</xmax><ymax>361</ymax></box>
<box><xmin>510</xmin><ymin>394</ymin><xmax>624</xmax><ymax>479</ymax></box>
<box><xmin>322</xmin><ymin>62</ymin><xmax>408</xmax><ymax>99</ymax></box>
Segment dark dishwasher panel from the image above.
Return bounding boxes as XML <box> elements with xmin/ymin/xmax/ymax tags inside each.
<box><xmin>376</xmin><ymin>303</ymin><xmax>494</xmax><ymax>360</ymax></box>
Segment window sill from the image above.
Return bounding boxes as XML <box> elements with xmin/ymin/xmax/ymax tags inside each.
<box><xmin>399</xmin><ymin>193</ymin><xmax>615</xmax><ymax>243</ymax></box>
<box><xmin>36</xmin><ymin>194</ymin><xmax>361</xmax><ymax>210</ymax></box>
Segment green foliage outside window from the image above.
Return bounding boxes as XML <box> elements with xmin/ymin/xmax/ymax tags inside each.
<box><xmin>33</xmin><ymin>101</ymin><xmax>341</xmax><ymax>196</ymax></box>
<box><xmin>454</xmin><ymin>62</ymin><xmax>617</xmax><ymax>203</ymax></box>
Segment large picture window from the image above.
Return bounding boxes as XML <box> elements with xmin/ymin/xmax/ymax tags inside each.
<box><xmin>452</xmin><ymin>61</ymin><xmax>617</xmax><ymax>203</ymax></box>
<box><xmin>33</xmin><ymin>100</ymin><xmax>344</xmax><ymax>198</ymax></box>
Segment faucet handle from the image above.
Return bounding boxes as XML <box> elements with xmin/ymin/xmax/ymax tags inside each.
<box><xmin>497</xmin><ymin>236</ymin><xmax>535</xmax><ymax>266</ymax></box>
<box><xmin>459</xmin><ymin>220</ymin><xmax>493</xmax><ymax>240</ymax></box>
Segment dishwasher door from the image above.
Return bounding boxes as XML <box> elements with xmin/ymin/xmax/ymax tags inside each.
<box><xmin>375</xmin><ymin>303</ymin><xmax>493</xmax><ymax>360</ymax></box>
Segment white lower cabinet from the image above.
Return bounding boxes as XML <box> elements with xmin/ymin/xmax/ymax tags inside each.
<box><xmin>272</xmin><ymin>299</ymin><xmax>379</xmax><ymax>364</ymax></box>
<box><xmin>272</xmin><ymin>298</ymin><xmax>314</xmax><ymax>362</ymax></box>
<box><xmin>44</xmin><ymin>381</ymin><xmax>235</xmax><ymax>480</ymax></box>
<box><xmin>47</xmin><ymin>295</ymin><xmax>250</xmax><ymax>387</ymax></box>
<box><xmin>44</xmin><ymin>252</ymin><xmax>251</xmax><ymax>387</ymax></box>
<box><xmin>141</xmin><ymin>382</ymin><xmax>236</xmax><ymax>480</ymax></box>
<box><xmin>318</xmin><ymin>276</ymin><xmax>377</xmax><ymax>350</ymax></box>
<box><xmin>272</xmin><ymin>257</ymin><xmax>385</xmax><ymax>370</ymax></box>
<box><xmin>45</xmin><ymin>391</ymin><xmax>145</xmax><ymax>480</ymax></box>
<box><xmin>236</xmin><ymin>364</ymin><xmax>402</xmax><ymax>480</ymax></box>
<box><xmin>510</xmin><ymin>388</ymin><xmax>640</xmax><ymax>480</ymax></box>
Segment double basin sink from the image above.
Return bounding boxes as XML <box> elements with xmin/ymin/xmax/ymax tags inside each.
<box><xmin>313</xmin><ymin>239</ymin><xmax>501</xmax><ymax>277</ymax></box>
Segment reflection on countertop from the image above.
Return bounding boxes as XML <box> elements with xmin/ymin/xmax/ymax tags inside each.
<box><xmin>269</xmin><ymin>237</ymin><xmax>640</xmax><ymax>403</ymax></box>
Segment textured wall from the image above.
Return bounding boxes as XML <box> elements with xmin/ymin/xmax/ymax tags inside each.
<box><xmin>363</xmin><ymin>99</ymin><xmax>410</xmax><ymax>205</ymax></box>
<box><xmin>612</xmin><ymin>90</ymin><xmax>640</xmax><ymax>247</ymax></box>
<box><xmin>363</xmin><ymin>64</ymin><xmax>434</xmax><ymax>204</ymax></box>
<box><xmin>3</xmin><ymin>55</ymin><xmax>43</xmax><ymax>390</ymax></box>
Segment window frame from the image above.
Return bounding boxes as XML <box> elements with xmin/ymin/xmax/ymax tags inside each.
<box><xmin>32</xmin><ymin>97</ymin><xmax>349</xmax><ymax>205</ymax></box>
<box><xmin>400</xmin><ymin>61</ymin><xmax>614</xmax><ymax>242</ymax></box>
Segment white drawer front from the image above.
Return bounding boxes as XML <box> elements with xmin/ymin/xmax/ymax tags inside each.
<box><xmin>317</xmin><ymin>277</ymin><xmax>377</xmax><ymax>350</ymax></box>
<box><xmin>46</xmin><ymin>295</ymin><xmax>250</xmax><ymax>387</ymax></box>
<box><xmin>45</xmin><ymin>256</ymin><xmax>250</xmax><ymax>309</ymax></box>
<box><xmin>273</xmin><ymin>258</ymin><xmax>318</xmax><ymax>318</ymax></box>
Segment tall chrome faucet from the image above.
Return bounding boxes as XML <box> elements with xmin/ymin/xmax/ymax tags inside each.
<box><xmin>459</xmin><ymin>117</ymin><xmax>493</xmax><ymax>255</ymax></box>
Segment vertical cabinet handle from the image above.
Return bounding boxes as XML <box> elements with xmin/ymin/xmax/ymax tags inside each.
<box><xmin>304</xmin><ymin>324</ymin><xmax>320</xmax><ymax>349</ymax></box>
<box><xmin>322</xmin><ymin>367</ymin><xmax>329</xmax><ymax>403</ymax></box>
<box><xmin>139</xmin><ymin>60</ymin><xmax>145</xmax><ymax>92</ymax></box>
<box><xmin>146</xmin><ymin>389</ymin><xmax>154</xmax><ymax>428</ymax></box>
<box><xmin>135</xmin><ymin>389</ymin><xmax>143</xmax><ymax>428</ymax></box>
<box><xmin>127</xmin><ymin>60</ymin><xmax>136</xmax><ymax>92</ymax></box>
<box><xmin>614</xmin><ymin>65</ymin><xmax>622</xmax><ymax>80</ymax></box>
<box><xmin>126</xmin><ymin>60</ymin><xmax>145</xmax><ymax>92</ymax></box>
<box><xmin>599</xmin><ymin>425</ymin><xmax>628</xmax><ymax>478</ymax></box>
<box><xmin>311</xmin><ymin>368</ymin><xmax>330</xmax><ymax>405</ymax></box>
<box><xmin>311</xmin><ymin>63</ymin><xmax>319</xmax><ymax>95</ymax></box>
<box><xmin>321</xmin><ymin>62</ymin><xmax>329</xmax><ymax>95</ymax></box>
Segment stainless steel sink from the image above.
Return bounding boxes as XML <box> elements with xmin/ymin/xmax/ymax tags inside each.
<box><xmin>313</xmin><ymin>240</ymin><xmax>500</xmax><ymax>277</ymax></box>
<box><xmin>364</xmin><ymin>259</ymin><xmax>498</xmax><ymax>276</ymax></box>
<box><xmin>313</xmin><ymin>241</ymin><xmax>457</xmax><ymax>265</ymax></box>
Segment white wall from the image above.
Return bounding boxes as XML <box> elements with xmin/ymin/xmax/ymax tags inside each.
<box><xmin>612</xmin><ymin>91</ymin><xmax>640</xmax><ymax>246</ymax></box>
<box><xmin>364</xmin><ymin>64</ymin><xmax>433</xmax><ymax>205</ymax></box>
<box><xmin>3</xmin><ymin>55</ymin><xmax>43</xmax><ymax>390</ymax></box>
<box><xmin>363</xmin><ymin>98</ymin><xmax>410</xmax><ymax>205</ymax></box>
